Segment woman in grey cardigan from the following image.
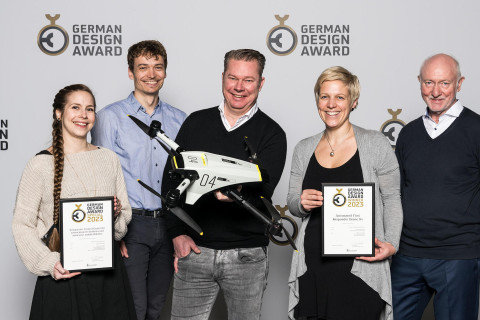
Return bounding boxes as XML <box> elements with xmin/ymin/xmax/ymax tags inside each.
<box><xmin>287</xmin><ymin>66</ymin><xmax>402</xmax><ymax>320</ymax></box>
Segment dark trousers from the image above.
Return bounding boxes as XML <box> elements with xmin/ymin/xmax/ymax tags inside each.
<box><xmin>123</xmin><ymin>214</ymin><xmax>174</xmax><ymax>320</ymax></box>
<box><xmin>391</xmin><ymin>253</ymin><xmax>480</xmax><ymax>320</ymax></box>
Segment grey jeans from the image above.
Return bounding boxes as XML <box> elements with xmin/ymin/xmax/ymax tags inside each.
<box><xmin>172</xmin><ymin>246</ymin><xmax>269</xmax><ymax>320</ymax></box>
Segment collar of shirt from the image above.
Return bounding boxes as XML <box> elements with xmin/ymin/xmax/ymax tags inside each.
<box><xmin>218</xmin><ymin>101</ymin><xmax>258</xmax><ymax>132</ymax></box>
<box><xmin>422</xmin><ymin>100</ymin><xmax>463</xmax><ymax>139</ymax></box>
<box><xmin>127</xmin><ymin>92</ymin><xmax>161</xmax><ymax>116</ymax></box>
<box><xmin>96</xmin><ymin>92</ymin><xmax>185</xmax><ymax>210</ymax></box>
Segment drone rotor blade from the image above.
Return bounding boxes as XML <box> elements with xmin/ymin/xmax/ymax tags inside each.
<box><xmin>136</xmin><ymin>179</ymin><xmax>203</xmax><ymax>236</ymax></box>
<box><xmin>137</xmin><ymin>179</ymin><xmax>166</xmax><ymax>202</ymax></box>
<box><xmin>128</xmin><ymin>115</ymin><xmax>151</xmax><ymax>136</ymax></box>
<box><xmin>260</xmin><ymin>197</ymin><xmax>282</xmax><ymax>221</ymax></box>
<box><xmin>260</xmin><ymin>197</ymin><xmax>297</xmax><ymax>250</ymax></box>
<box><xmin>169</xmin><ymin>206</ymin><xmax>203</xmax><ymax>236</ymax></box>
<box><xmin>282</xmin><ymin>225</ymin><xmax>298</xmax><ymax>251</ymax></box>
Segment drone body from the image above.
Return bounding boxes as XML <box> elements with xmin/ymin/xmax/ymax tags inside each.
<box><xmin>173</xmin><ymin>151</ymin><xmax>262</xmax><ymax>205</ymax></box>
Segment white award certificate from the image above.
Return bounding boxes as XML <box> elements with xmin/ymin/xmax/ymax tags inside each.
<box><xmin>60</xmin><ymin>197</ymin><xmax>114</xmax><ymax>272</ymax></box>
<box><xmin>322</xmin><ymin>183</ymin><xmax>375</xmax><ymax>257</ymax></box>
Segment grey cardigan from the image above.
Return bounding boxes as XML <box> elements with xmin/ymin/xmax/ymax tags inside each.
<box><xmin>287</xmin><ymin>125</ymin><xmax>402</xmax><ymax>320</ymax></box>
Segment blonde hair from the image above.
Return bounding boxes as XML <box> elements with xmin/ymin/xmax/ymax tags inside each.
<box><xmin>314</xmin><ymin>66</ymin><xmax>360</xmax><ymax>108</ymax></box>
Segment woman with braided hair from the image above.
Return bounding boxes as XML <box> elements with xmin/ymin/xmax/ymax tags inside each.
<box><xmin>12</xmin><ymin>84</ymin><xmax>137</xmax><ymax>319</ymax></box>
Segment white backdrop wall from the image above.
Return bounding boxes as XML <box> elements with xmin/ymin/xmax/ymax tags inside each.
<box><xmin>2</xmin><ymin>1</ymin><xmax>480</xmax><ymax>319</ymax></box>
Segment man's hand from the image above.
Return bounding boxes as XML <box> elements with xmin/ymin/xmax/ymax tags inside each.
<box><xmin>356</xmin><ymin>238</ymin><xmax>396</xmax><ymax>262</ymax></box>
<box><xmin>300</xmin><ymin>189</ymin><xmax>323</xmax><ymax>212</ymax></box>
<box><xmin>119</xmin><ymin>240</ymin><xmax>129</xmax><ymax>258</ymax></box>
<box><xmin>214</xmin><ymin>185</ymin><xmax>242</xmax><ymax>202</ymax></box>
<box><xmin>172</xmin><ymin>235</ymin><xmax>201</xmax><ymax>273</ymax></box>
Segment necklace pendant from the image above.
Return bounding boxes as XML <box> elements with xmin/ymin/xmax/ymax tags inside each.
<box><xmin>330</xmin><ymin>151</ymin><xmax>334</xmax><ymax>157</ymax></box>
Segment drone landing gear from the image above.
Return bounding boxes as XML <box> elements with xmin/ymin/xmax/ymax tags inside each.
<box><xmin>221</xmin><ymin>189</ymin><xmax>297</xmax><ymax>251</ymax></box>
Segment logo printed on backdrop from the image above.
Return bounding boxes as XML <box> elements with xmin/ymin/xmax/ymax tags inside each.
<box><xmin>266</xmin><ymin>15</ymin><xmax>298</xmax><ymax>56</ymax></box>
<box><xmin>37</xmin><ymin>14</ymin><xmax>123</xmax><ymax>56</ymax></box>
<box><xmin>266</xmin><ymin>15</ymin><xmax>351</xmax><ymax>56</ymax></box>
<box><xmin>380</xmin><ymin>109</ymin><xmax>406</xmax><ymax>149</ymax></box>
<box><xmin>270</xmin><ymin>205</ymin><xmax>299</xmax><ymax>246</ymax></box>
<box><xmin>0</xmin><ymin>119</ymin><xmax>7</xmax><ymax>151</ymax></box>
<box><xmin>37</xmin><ymin>14</ymin><xmax>69</xmax><ymax>56</ymax></box>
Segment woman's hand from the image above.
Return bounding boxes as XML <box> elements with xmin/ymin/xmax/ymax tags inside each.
<box><xmin>119</xmin><ymin>240</ymin><xmax>129</xmax><ymax>258</ymax></box>
<box><xmin>114</xmin><ymin>195</ymin><xmax>122</xmax><ymax>218</ymax></box>
<box><xmin>53</xmin><ymin>261</ymin><xmax>81</xmax><ymax>280</ymax></box>
<box><xmin>356</xmin><ymin>238</ymin><xmax>396</xmax><ymax>262</ymax></box>
<box><xmin>300</xmin><ymin>189</ymin><xmax>323</xmax><ymax>212</ymax></box>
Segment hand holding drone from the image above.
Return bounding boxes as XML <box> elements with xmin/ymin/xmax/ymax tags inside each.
<box><xmin>128</xmin><ymin>115</ymin><xmax>297</xmax><ymax>250</ymax></box>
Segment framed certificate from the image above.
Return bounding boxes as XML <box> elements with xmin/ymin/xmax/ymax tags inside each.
<box><xmin>321</xmin><ymin>183</ymin><xmax>375</xmax><ymax>257</ymax></box>
<box><xmin>60</xmin><ymin>197</ymin><xmax>114</xmax><ymax>272</ymax></box>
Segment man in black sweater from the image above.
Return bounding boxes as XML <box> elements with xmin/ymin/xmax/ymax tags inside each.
<box><xmin>392</xmin><ymin>53</ymin><xmax>480</xmax><ymax>320</ymax></box>
<box><xmin>163</xmin><ymin>49</ymin><xmax>287</xmax><ymax>320</ymax></box>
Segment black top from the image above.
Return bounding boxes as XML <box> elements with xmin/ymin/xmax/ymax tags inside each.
<box><xmin>162</xmin><ymin>107</ymin><xmax>287</xmax><ymax>249</ymax></box>
<box><xmin>296</xmin><ymin>150</ymin><xmax>384</xmax><ymax>320</ymax></box>
<box><xmin>396</xmin><ymin>107</ymin><xmax>480</xmax><ymax>259</ymax></box>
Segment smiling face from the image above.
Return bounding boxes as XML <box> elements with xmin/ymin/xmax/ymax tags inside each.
<box><xmin>317</xmin><ymin>80</ymin><xmax>357</xmax><ymax>130</ymax></box>
<box><xmin>419</xmin><ymin>54</ymin><xmax>464</xmax><ymax>122</ymax></box>
<box><xmin>222</xmin><ymin>59</ymin><xmax>265</xmax><ymax>117</ymax></box>
<box><xmin>128</xmin><ymin>55</ymin><xmax>166</xmax><ymax>98</ymax></box>
<box><xmin>56</xmin><ymin>91</ymin><xmax>96</xmax><ymax>140</ymax></box>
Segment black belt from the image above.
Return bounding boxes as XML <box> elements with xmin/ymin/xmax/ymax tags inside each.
<box><xmin>132</xmin><ymin>208</ymin><xmax>165</xmax><ymax>218</ymax></box>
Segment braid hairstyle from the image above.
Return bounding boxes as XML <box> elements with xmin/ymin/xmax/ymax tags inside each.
<box><xmin>48</xmin><ymin>84</ymin><xmax>96</xmax><ymax>252</ymax></box>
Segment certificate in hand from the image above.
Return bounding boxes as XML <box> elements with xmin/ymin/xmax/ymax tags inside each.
<box><xmin>60</xmin><ymin>197</ymin><xmax>114</xmax><ymax>272</ymax></box>
<box><xmin>322</xmin><ymin>183</ymin><xmax>375</xmax><ymax>257</ymax></box>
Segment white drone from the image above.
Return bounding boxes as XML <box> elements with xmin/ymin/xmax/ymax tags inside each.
<box><xmin>128</xmin><ymin>115</ymin><xmax>296</xmax><ymax>250</ymax></box>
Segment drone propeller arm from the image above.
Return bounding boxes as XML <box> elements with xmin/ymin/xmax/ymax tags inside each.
<box><xmin>154</xmin><ymin>130</ymin><xmax>182</xmax><ymax>153</ymax></box>
<box><xmin>222</xmin><ymin>189</ymin><xmax>274</xmax><ymax>227</ymax></box>
<box><xmin>128</xmin><ymin>115</ymin><xmax>183</xmax><ymax>156</ymax></box>
<box><xmin>223</xmin><ymin>189</ymin><xmax>298</xmax><ymax>250</ymax></box>
<box><xmin>136</xmin><ymin>179</ymin><xmax>203</xmax><ymax>235</ymax></box>
<box><xmin>149</xmin><ymin>120</ymin><xmax>183</xmax><ymax>155</ymax></box>
<box><xmin>165</xmin><ymin>178</ymin><xmax>192</xmax><ymax>208</ymax></box>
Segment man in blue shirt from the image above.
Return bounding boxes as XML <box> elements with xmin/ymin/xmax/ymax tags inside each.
<box><xmin>91</xmin><ymin>40</ymin><xmax>186</xmax><ymax>320</ymax></box>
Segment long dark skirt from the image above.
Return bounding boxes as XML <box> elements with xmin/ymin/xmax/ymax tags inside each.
<box><xmin>30</xmin><ymin>242</ymin><xmax>137</xmax><ymax>320</ymax></box>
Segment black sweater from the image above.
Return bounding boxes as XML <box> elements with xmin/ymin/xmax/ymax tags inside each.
<box><xmin>162</xmin><ymin>107</ymin><xmax>287</xmax><ymax>249</ymax></box>
<box><xmin>395</xmin><ymin>107</ymin><xmax>480</xmax><ymax>259</ymax></box>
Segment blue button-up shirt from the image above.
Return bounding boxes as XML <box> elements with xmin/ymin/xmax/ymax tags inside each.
<box><xmin>91</xmin><ymin>92</ymin><xmax>187</xmax><ymax>210</ymax></box>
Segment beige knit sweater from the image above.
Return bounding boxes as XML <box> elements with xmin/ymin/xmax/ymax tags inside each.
<box><xmin>12</xmin><ymin>147</ymin><xmax>132</xmax><ymax>277</ymax></box>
